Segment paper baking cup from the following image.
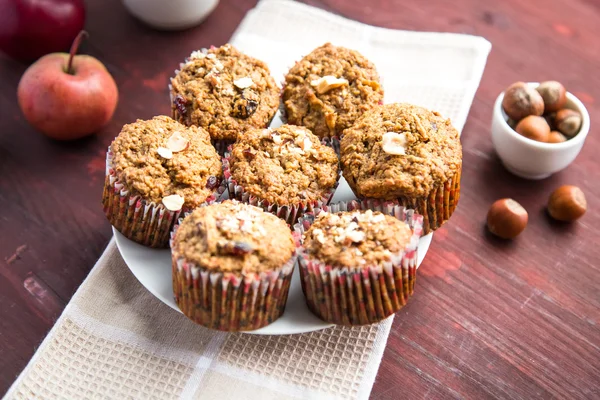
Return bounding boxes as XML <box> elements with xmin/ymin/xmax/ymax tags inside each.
<box><xmin>102</xmin><ymin>148</ymin><xmax>222</xmax><ymax>248</ymax></box>
<box><xmin>170</xmin><ymin>228</ymin><xmax>296</xmax><ymax>331</ymax></box>
<box><xmin>351</xmin><ymin>168</ymin><xmax>461</xmax><ymax>235</ymax></box>
<box><xmin>293</xmin><ymin>207</ymin><xmax>423</xmax><ymax>326</ymax></box>
<box><xmin>222</xmin><ymin>150</ymin><xmax>339</xmax><ymax>226</ymax></box>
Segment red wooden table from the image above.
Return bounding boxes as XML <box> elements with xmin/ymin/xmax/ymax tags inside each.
<box><xmin>1</xmin><ymin>0</ymin><xmax>599</xmax><ymax>398</ymax></box>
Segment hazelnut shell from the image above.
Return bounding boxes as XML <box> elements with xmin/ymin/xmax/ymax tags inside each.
<box><xmin>487</xmin><ymin>198</ymin><xmax>528</xmax><ymax>239</ymax></box>
<box><xmin>502</xmin><ymin>82</ymin><xmax>545</xmax><ymax>121</ymax></box>
<box><xmin>555</xmin><ymin>109</ymin><xmax>582</xmax><ymax>137</ymax></box>
<box><xmin>547</xmin><ymin>131</ymin><xmax>567</xmax><ymax>144</ymax></box>
<box><xmin>547</xmin><ymin>185</ymin><xmax>587</xmax><ymax>222</ymax></box>
<box><xmin>536</xmin><ymin>81</ymin><xmax>567</xmax><ymax>113</ymax></box>
<box><xmin>515</xmin><ymin>116</ymin><xmax>551</xmax><ymax>142</ymax></box>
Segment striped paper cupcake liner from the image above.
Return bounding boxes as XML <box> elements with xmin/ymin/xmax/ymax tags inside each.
<box><xmin>102</xmin><ymin>148</ymin><xmax>223</xmax><ymax>248</ymax></box>
<box><xmin>222</xmin><ymin>149</ymin><xmax>339</xmax><ymax>226</ymax></box>
<box><xmin>170</xmin><ymin>224</ymin><xmax>296</xmax><ymax>332</ymax></box>
<box><xmin>354</xmin><ymin>168</ymin><xmax>461</xmax><ymax>235</ymax></box>
<box><xmin>292</xmin><ymin>207</ymin><xmax>423</xmax><ymax>326</ymax></box>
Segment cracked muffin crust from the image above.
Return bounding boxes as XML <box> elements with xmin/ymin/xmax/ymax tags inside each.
<box><xmin>341</xmin><ymin>103</ymin><xmax>462</xmax><ymax>199</ymax></box>
<box><xmin>229</xmin><ymin>124</ymin><xmax>339</xmax><ymax>206</ymax></box>
<box><xmin>340</xmin><ymin>103</ymin><xmax>462</xmax><ymax>233</ymax></box>
<box><xmin>282</xmin><ymin>43</ymin><xmax>384</xmax><ymax>139</ymax></box>
<box><xmin>110</xmin><ymin>116</ymin><xmax>223</xmax><ymax>209</ymax></box>
<box><xmin>302</xmin><ymin>209</ymin><xmax>413</xmax><ymax>268</ymax></box>
<box><xmin>172</xmin><ymin>201</ymin><xmax>295</xmax><ymax>274</ymax></box>
<box><xmin>170</xmin><ymin>44</ymin><xmax>280</xmax><ymax>142</ymax></box>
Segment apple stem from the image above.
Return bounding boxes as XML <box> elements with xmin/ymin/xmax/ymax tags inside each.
<box><xmin>66</xmin><ymin>31</ymin><xmax>88</xmax><ymax>75</ymax></box>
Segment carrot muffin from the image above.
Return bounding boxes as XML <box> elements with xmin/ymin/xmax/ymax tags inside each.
<box><xmin>296</xmin><ymin>209</ymin><xmax>422</xmax><ymax>325</ymax></box>
<box><xmin>225</xmin><ymin>124</ymin><xmax>339</xmax><ymax>224</ymax></box>
<box><xmin>103</xmin><ymin>116</ymin><xmax>223</xmax><ymax>248</ymax></box>
<box><xmin>170</xmin><ymin>44</ymin><xmax>279</xmax><ymax>150</ymax></box>
<box><xmin>171</xmin><ymin>200</ymin><xmax>296</xmax><ymax>331</ymax></box>
<box><xmin>282</xmin><ymin>43</ymin><xmax>383</xmax><ymax>139</ymax></box>
<box><xmin>340</xmin><ymin>103</ymin><xmax>462</xmax><ymax>234</ymax></box>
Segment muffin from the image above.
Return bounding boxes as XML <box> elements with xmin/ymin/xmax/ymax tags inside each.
<box><xmin>169</xmin><ymin>44</ymin><xmax>280</xmax><ymax>152</ymax></box>
<box><xmin>171</xmin><ymin>201</ymin><xmax>296</xmax><ymax>331</ymax></box>
<box><xmin>282</xmin><ymin>43</ymin><xmax>383</xmax><ymax>140</ymax></box>
<box><xmin>224</xmin><ymin>124</ymin><xmax>339</xmax><ymax>225</ymax></box>
<box><xmin>295</xmin><ymin>209</ymin><xmax>423</xmax><ymax>325</ymax></box>
<box><xmin>340</xmin><ymin>103</ymin><xmax>462</xmax><ymax>234</ymax></box>
<box><xmin>103</xmin><ymin>116</ymin><xmax>223</xmax><ymax>248</ymax></box>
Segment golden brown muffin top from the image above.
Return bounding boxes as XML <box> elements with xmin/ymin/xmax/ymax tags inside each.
<box><xmin>302</xmin><ymin>210</ymin><xmax>413</xmax><ymax>268</ymax></box>
<box><xmin>340</xmin><ymin>103</ymin><xmax>462</xmax><ymax>199</ymax></box>
<box><xmin>282</xmin><ymin>43</ymin><xmax>383</xmax><ymax>138</ymax></box>
<box><xmin>170</xmin><ymin>44</ymin><xmax>280</xmax><ymax>142</ymax></box>
<box><xmin>110</xmin><ymin>116</ymin><xmax>222</xmax><ymax>209</ymax></box>
<box><xmin>229</xmin><ymin>124</ymin><xmax>339</xmax><ymax>205</ymax></box>
<box><xmin>172</xmin><ymin>201</ymin><xmax>295</xmax><ymax>274</ymax></box>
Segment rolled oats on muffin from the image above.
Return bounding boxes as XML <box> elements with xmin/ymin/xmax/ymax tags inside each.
<box><xmin>102</xmin><ymin>116</ymin><xmax>223</xmax><ymax>248</ymax></box>
<box><xmin>224</xmin><ymin>124</ymin><xmax>339</xmax><ymax>225</ymax></box>
<box><xmin>170</xmin><ymin>44</ymin><xmax>280</xmax><ymax>152</ymax></box>
<box><xmin>294</xmin><ymin>209</ymin><xmax>422</xmax><ymax>325</ymax></box>
<box><xmin>282</xmin><ymin>43</ymin><xmax>383</xmax><ymax>139</ymax></box>
<box><xmin>340</xmin><ymin>103</ymin><xmax>462</xmax><ymax>234</ymax></box>
<box><xmin>171</xmin><ymin>200</ymin><xmax>296</xmax><ymax>331</ymax></box>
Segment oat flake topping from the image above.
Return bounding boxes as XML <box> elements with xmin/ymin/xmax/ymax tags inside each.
<box><xmin>303</xmin><ymin>210</ymin><xmax>413</xmax><ymax>267</ymax></box>
<box><xmin>172</xmin><ymin>201</ymin><xmax>295</xmax><ymax>274</ymax></box>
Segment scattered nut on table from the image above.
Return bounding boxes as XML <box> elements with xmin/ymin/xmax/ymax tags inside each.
<box><xmin>547</xmin><ymin>185</ymin><xmax>587</xmax><ymax>222</ymax></box>
<box><xmin>487</xmin><ymin>198</ymin><xmax>529</xmax><ymax>239</ymax></box>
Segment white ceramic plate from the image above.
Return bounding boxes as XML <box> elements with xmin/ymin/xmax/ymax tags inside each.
<box><xmin>114</xmin><ymin>110</ymin><xmax>433</xmax><ymax>334</ymax></box>
<box><xmin>114</xmin><ymin>174</ymin><xmax>433</xmax><ymax>335</ymax></box>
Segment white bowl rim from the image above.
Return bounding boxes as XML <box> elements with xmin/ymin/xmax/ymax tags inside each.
<box><xmin>494</xmin><ymin>82</ymin><xmax>590</xmax><ymax>150</ymax></box>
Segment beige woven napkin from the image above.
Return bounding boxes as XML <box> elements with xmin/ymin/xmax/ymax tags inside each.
<box><xmin>5</xmin><ymin>1</ymin><xmax>490</xmax><ymax>399</ymax></box>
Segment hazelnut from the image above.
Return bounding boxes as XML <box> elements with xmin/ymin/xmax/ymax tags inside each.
<box><xmin>536</xmin><ymin>81</ymin><xmax>567</xmax><ymax>112</ymax></box>
<box><xmin>547</xmin><ymin>130</ymin><xmax>567</xmax><ymax>143</ymax></box>
<box><xmin>487</xmin><ymin>198</ymin><xmax>528</xmax><ymax>239</ymax></box>
<box><xmin>555</xmin><ymin>109</ymin><xmax>582</xmax><ymax>137</ymax></box>
<box><xmin>547</xmin><ymin>185</ymin><xmax>587</xmax><ymax>222</ymax></box>
<box><xmin>502</xmin><ymin>82</ymin><xmax>545</xmax><ymax>121</ymax></box>
<box><xmin>515</xmin><ymin>115</ymin><xmax>551</xmax><ymax>142</ymax></box>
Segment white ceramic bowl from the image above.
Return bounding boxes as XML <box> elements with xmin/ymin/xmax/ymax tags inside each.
<box><xmin>491</xmin><ymin>83</ymin><xmax>590</xmax><ymax>180</ymax></box>
<box><xmin>123</xmin><ymin>0</ymin><xmax>219</xmax><ymax>30</ymax></box>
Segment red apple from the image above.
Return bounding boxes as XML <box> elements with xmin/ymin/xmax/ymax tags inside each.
<box><xmin>0</xmin><ymin>0</ymin><xmax>86</xmax><ymax>62</ymax></box>
<box><xmin>17</xmin><ymin>31</ymin><xmax>118</xmax><ymax>140</ymax></box>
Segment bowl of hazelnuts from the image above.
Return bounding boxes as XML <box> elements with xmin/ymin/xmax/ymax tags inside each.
<box><xmin>491</xmin><ymin>81</ymin><xmax>590</xmax><ymax>179</ymax></box>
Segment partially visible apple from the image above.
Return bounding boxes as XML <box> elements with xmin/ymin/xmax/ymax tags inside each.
<box><xmin>17</xmin><ymin>31</ymin><xmax>118</xmax><ymax>141</ymax></box>
<box><xmin>0</xmin><ymin>0</ymin><xmax>86</xmax><ymax>62</ymax></box>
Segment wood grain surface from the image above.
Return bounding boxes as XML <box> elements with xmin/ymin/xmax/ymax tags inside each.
<box><xmin>1</xmin><ymin>0</ymin><xmax>599</xmax><ymax>398</ymax></box>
